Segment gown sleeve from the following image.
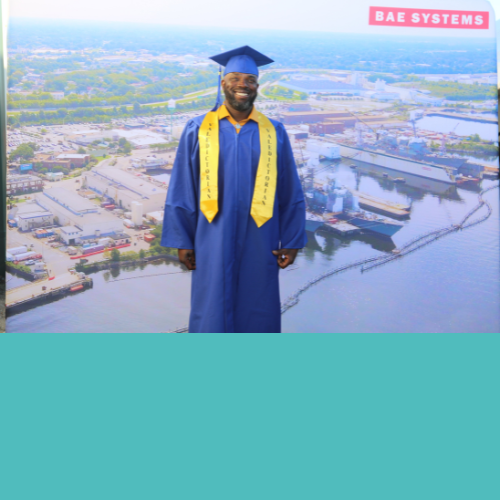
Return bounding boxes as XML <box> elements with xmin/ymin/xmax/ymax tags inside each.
<box><xmin>276</xmin><ymin>124</ymin><xmax>308</xmax><ymax>249</ymax></box>
<box><xmin>161</xmin><ymin>120</ymin><xmax>200</xmax><ymax>249</ymax></box>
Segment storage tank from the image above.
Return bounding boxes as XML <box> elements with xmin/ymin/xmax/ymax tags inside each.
<box><xmin>131</xmin><ymin>201</ymin><xmax>143</xmax><ymax>227</ymax></box>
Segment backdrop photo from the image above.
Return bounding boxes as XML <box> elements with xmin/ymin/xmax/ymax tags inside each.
<box><xmin>5</xmin><ymin>0</ymin><xmax>499</xmax><ymax>332</ymax></box>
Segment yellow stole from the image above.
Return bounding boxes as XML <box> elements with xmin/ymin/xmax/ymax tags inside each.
<box><xmin>198</xmin><ymin>110</ymin><xmax>277</xmax><ymax>228</ymax></box>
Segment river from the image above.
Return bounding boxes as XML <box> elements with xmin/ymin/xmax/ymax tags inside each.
<box><xmin>6</xmin><ymin>161</ymin><xmax>499</xmax><ymax>333</ymax></box>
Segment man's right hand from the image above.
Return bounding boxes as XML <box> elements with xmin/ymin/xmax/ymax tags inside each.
<box><xmin>178</xmin><ymin>249</ymin><xmax>196</xmax><ymax>270</ymax></box>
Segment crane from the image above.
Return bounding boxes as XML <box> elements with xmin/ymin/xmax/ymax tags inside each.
<box><xmin>440</xmin><ymin>122</ymin><xmax>460</xmax><ymax>153</ymax></box>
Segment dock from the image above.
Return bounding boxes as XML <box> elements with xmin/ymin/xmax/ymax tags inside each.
<box><xmin>349</xmin><ymin>189</ymin><xmax>411</xmax><ymax>219</ymax></box>
<box><xmin>6</xmin><ymin>272</ymin><xmax>93</xmax><ymax>314</ymax></box>
<box><xmin>323</xmin><ymin>221</ymin><xmax>361</xmax><ymax>236</ymax></box>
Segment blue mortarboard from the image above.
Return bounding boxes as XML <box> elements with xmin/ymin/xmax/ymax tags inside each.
<box><xmin>209</xmin><ymin>45</ymin><xmax>274</xmax><ymax>109</ymax></box>
<box><xmin>209</xmin><ymin>45</ymin><xmax>274</xmax><ymax>77</ymax></box>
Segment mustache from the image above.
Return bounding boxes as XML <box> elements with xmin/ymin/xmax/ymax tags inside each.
<box><xmin>223</xmin><ymin>87</ymin><xmax>257</xmax><ymax>111</ymax></box>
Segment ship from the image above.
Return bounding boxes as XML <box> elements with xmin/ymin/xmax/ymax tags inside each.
<box><xmin>331</xmin><ymin>133</ymin><xmax>485</xmax><ymax>185</ymax></box>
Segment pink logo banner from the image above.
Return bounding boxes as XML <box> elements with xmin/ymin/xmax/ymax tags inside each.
<box><xmin>369</xmin><ymin>6</ymin><xmax>489</xmax><ymax>29</ymax></box>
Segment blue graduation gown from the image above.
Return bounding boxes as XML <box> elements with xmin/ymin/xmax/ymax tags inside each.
<box><xmin>161</xmin><ymin>113</ymin><xmax>307</xmax><ymax>333</ymax></box>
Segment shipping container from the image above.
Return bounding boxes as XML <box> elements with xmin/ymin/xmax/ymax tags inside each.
<box><xmin>15</xmin><ymin>252</ymin><xmax>42</xmax><ymax>262</ymax></box>
<box><xmin>82</xmin><ymin>245</ymin><xmax>105</xmax><ymax>255</ymax></box>
<box><xmin>7</xmin><ymin>245</ymin><xmax>28</xmax><ymax>255</ymax></box>
<box><xmin>35</xmin><ymin>230</ymin><xmax>54</xmax><ymax>238</ymax></box>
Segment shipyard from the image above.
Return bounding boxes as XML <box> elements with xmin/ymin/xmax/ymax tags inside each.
<box><xmin>5</xmin><ymin>19</ymin><xmax>499</xmax><ymax>333</ymax></box>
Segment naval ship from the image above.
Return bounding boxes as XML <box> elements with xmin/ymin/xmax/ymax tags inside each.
<box><xmin>330</xmin><ymin>131</ymin><xmax>485</xmax><ymax>184</ymax></box>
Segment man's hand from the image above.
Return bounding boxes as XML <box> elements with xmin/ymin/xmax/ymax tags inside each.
<box><xmin>272</xmin><ymin>248</ymin><xmax>299</xmax><ymax>269</ymax></box>
<box><xmin>178</xmin><ymin>249</ymin><xmax>196</xmax><ymax>270</ymax></box>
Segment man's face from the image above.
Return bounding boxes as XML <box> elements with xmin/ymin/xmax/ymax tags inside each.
<box><xmin>221</xmin><ymin>72</ymin><xmax>259</xmax><ymax>112</ymax></box>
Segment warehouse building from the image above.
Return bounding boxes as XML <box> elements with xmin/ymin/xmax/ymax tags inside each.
<box><xmin>309</xmin><ymin>122</ymin><xmax>345</xmax><ymax>134</ymax></box>
<box><xmin>10</xmin><ymin>201</ymin><xmax>54</xmax><ymax>232</ymax></box>
<box><xmin>35</xmin><ymin>187</ymin><xmax>124</xmax><ymax>244</ymax></box>
<box><xmin>280</xmin><ymin>111</ymin><xmax>357</xmax><ymax>126</ymax></box>
<box><xmin>82</xmin><ymin>167</ymin><xmax>168</xmax><ymax>213</ymax></box>
<box><xmin>280</xmin><ymin>79</ymin><xmax>366</xmax><ymax>95</ymax></box>
<box><xmin>7</xmin><ymin>174</ymin><xmax>44</xmax><ymax>196</ymax></box>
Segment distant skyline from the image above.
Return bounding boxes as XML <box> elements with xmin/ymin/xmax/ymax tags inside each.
<box><xmin>8</xmin><ymin>0</ymin><xmax>497</xmax><ymax>38</ymax></box>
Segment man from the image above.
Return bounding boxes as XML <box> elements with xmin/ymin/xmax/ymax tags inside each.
<box><xmin>161</xmin><ymin>46</ymin><xmax>307</xmax><ymax>333</ymax></box>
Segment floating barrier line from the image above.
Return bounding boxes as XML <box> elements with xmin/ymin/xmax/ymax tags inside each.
<box><xmin>168</xmin><ymin>184</ymin><xmax>498</xmax><ymax>331</ymax></box>
<box><xmin>280</xmin><ymin>184</ymin><xmax>499</xmax><ymax>315</ymax></box>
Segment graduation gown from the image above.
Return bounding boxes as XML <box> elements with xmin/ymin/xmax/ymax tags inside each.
<box><xmin>161</xmin><ymin>113</ymin><xmax>307</xmax><ymax>333</ymax></box>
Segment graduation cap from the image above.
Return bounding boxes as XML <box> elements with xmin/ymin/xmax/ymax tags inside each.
<box><xmin>209</xmin><ymin>45</ymin><xmax>274</xmax><ymax>77</ymax></box>
<box><xmin>209</xmin><ymin>45</ymin><xmax>274</xmax><ymax>109</ymax></box>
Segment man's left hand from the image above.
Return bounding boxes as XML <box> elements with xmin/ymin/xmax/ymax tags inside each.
<box><xmin>272</xmin><ymin>248</ymin><xmax>299</xmax><ymax>269</ymax></box>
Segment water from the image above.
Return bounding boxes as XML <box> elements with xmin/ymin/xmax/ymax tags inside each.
<box><xmin>6</xmin><ymin>161</ymin><xmax>500</xmax><ymax>333</ymax></box>
<box><xmin>416</xmin><ymin>116</ymin><xmax>498</xmax><ymax>142</ymax></box>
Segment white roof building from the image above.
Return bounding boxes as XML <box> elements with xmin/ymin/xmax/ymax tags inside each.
<box><xmin>83</xmin><ymin>167</ymin><xmax>168</xmax><ymax>213</ymax></box>
<box><xmin>11</xmin><ymin>201</ymin><xmax>54</xmax><ymax>232</ymax></box>
<box><xmin>35</xmin><ymin>187</ymin><xmax>124</xmax><ymax>244</ymax></box>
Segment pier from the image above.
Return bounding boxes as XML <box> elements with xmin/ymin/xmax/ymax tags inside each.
<box><xmin>323</xmin><ymin>220</ymin><xmax>360</xmax><ymax>236</ymax></box>
<box><xmin>6</xmin><ymin>272</ymin><xmax>93</xmax><ymax>314</ymax></box>
<box><xmin>425</xmin><ymin>111</ymin><xmax>498</xmax><ymax>125</ymax></box>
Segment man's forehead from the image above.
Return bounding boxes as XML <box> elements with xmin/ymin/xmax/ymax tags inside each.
<box><xmin>225</xmin><ymin>72</ymin><xmax>258</xmax><ymax>79</ymax></box>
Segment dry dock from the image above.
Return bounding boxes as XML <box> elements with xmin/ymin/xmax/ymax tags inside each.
<box><xmin>349</xmin><ymin>189</ymin><xmax>411</xmax><ymax>219</ymax></box>
<box><xmin>6</xmin><ymin>272</ymin><xmax>93</xmax><ymax>314</ymax></box>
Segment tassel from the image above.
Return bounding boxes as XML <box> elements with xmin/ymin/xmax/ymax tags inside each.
<box><xmin>212</xmin><ymin>66</ymin><xmax>222</xmax><ymax>111</ymax></box>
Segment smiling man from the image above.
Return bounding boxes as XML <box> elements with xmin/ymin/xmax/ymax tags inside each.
<box><xmin>161</xmin><ymin>46</ymin><xmax>307</xmax><ymax>333</ymax></box>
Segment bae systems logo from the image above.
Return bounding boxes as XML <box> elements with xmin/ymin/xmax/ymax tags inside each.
<box><xmin>369</xmin><ymin>6</ymin><xmax>489</xmax><ymax>29</ymax></box>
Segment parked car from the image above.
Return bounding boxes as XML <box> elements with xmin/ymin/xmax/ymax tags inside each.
<box><xmin>25</xmin><ymin>260</ymin><xmax>36</xmax><ymax>266</ymax></box>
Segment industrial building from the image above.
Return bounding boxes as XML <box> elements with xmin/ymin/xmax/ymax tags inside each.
<box><xmin>286</xmin><ymin>128</ymin><xmax>309</xmax><ymax>141</ymax></box>
<box><xmin>10</xmin><ymin>200</ymin><xmax>54</xmax><ymax>231</ymax></box>
<box><xmin>280</xmin><ymin>79</ymin><xmax>366</xmax><ymax>95</ymax></box>
<box><xmin>34</xmin><ymin>187</ymin><xmax>124</xmax><ymax>245</ymax></box>
<box><xmin>280</xmin><ymin>111</ymin><xmax>357</xmax><ymax>126</ymax></box>
<box><xmin>68</xmin><ymin>128</ymin><xmax>168</xmax><ymax>149</ymax></box>
<box><xmin>309</xmin><ymin>122</ymin><xmax>345</xmax><ymax>134</ymax></box>
<box><xmin>6</xmin><ymin>174</ymin><xmax>44</xmax><ymax>196</ymax></box>
<box><xmin>371</xmin><ymin>92</ymin><xmax>400</xmax><ymax>102</ymax></box>
<box><xmin>82</xmin><ymin>167</ymin><xmax>168</xmax><ymax>213</ymax></box>
<box><xmin>410</xmin><ymin>91</ymin><xmax>444</xmax><ymax>106</ymax></box>
<box><xmin>56</xmin><ymin>153</ymin><xmax>90</xmax><ymax>167</ymax></box>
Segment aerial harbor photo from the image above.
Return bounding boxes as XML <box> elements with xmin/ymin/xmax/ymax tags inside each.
<box><xmin>5</xmin><ymin>16</ymin><xmax>500</xmax><ymax>333</ymax></box>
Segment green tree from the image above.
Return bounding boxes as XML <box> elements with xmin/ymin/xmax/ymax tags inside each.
<box><xmin>9</xmin><ymin>143</ymin><xmax>35</xmax><ymax>162</ymax></box>
<box><xmin>139</xmin><ymin>249</ymin><xmax>146</xmax><ymax>259</ymax></box>
<box><xmin>77</xmin><ymin>147</ymin><xmax>86</xmax><ymax>154</ymax></box>
<box><xmin>110</xmin><ymin>248</ymin><xmax>120</xmax><ymax>261</ymax></box>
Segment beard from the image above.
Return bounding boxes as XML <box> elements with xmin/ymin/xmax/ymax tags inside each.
<box><xmin>223</xmin><ymin>86</ymin><xmax>257</xmax><ymax>112</ymax></box>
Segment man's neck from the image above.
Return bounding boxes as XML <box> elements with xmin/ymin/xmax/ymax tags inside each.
<box><xmin>223</xmin><ymin>100</ymin><xmax>253</xmax><ymax>122</ymax></box>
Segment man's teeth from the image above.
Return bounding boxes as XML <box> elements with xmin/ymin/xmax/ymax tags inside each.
<box><xmin>236</xmin><ymin>92</ymin><xmax>248</xmax><ymax>96</ymax></box>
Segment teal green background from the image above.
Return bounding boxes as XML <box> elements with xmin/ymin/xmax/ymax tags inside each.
<box><xmin>1</xmin><ymin>334</ymin><xmax>499</xmax><ymax>500</ymax></box>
